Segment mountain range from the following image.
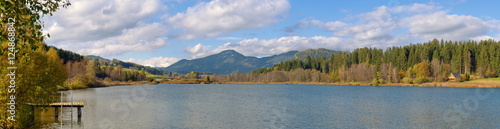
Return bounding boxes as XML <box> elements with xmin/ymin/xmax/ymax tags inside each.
<box><xmin>160</xmin><ymin>48</ymin><xmax>339</xmax><ymax>74</ymax></box>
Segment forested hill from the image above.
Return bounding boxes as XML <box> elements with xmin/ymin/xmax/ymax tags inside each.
<box><xmin>42</xmin><ymin>44</ymin><xmax>165</xmax><ymax>88</ymax></box>
<box><xmin>46</xmin><ymin>45</ymin><xmax>164</xmax><ymax>75</ymax></box>
<box><xmin>268</xmin><ymin>39</ymin><xmax>500</xmax><ymax>83</ymax></box>
<box><xmin>294</xmin><ymin>48</ymin><xmax>341</xmax><ymax>60</ymax></box>
<box><xmin>161</xmin><ymin>50</ymin><xmax>298</xmax><ymax>74</ymax></box>
<box><xmin>106</xmin><ymin>59</ymin><xmax>164</xmax><ymax>75</ymax></box>
<box><xmin>46</xmin><ymin>45</ymin><xmax>84</xmax><ymax>63</ymax></box>
<box><xmin>162</xmin><ymin>48</ymin><xmax>360</xmax><ymax>74</ymax></box>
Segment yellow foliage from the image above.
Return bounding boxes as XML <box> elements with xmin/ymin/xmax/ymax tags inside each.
<box><xmin>414</xmin><ymin>62</ymin><xmax>431</xmax><ymax>78</ymax></box>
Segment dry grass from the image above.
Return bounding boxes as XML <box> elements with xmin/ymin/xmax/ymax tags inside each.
<box><xmin>222</xmin><ymin>81</ymin><xmax>500</xmax><ymax>88</ymax></box>
<box><xmin>95</xmin><ymin>79</ymin><xmax>148</xmax><ymax>86</ymax></box>
<box><xmin>90</xmin><ymin>78</ymin><xmax>500</xmax><ymax>88</ymax></box>
<box><xmin>417</xmin><ymin>82</ymin><xmax>500</xmax><ymax>88</ymax></box>
<box><xmin>224</xmin><ymin>81</ymin><xmax>373</xmax><ymax>86</ymax></box>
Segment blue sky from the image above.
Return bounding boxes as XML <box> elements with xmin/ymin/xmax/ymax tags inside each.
<box><xmin>43</xmin><ymin>0</ymin><xmax>500</xmax><ymax>67</ymax></box>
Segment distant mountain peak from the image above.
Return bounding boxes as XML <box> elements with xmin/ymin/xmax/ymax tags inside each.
<box><xmin>160</xmin><ymin>48</ymin><xmax>341</xmax><ymax>74</ymax></box>
<box><xmin>219</xmin><ymin>49</ymin><xmax>243</xmax><ymax>55</ymax></box>
<box><xmin>211</xmin><ymin>49</ymin><xmax>245</xmax><ymax>58</ymax></box>
<box><xmin>160</xmin><ymin>50</ymin><xmax>298</xmax><ymax>74</ymax></box>
<box><xmin>221</xmin><ymin>49</ymin><xmax>238</xmax><ymax>53</ymax></box>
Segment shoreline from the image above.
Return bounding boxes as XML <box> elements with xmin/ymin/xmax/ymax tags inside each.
<box><xmin>58</xmin><ymin>80</ymin><xmax>157</xmax><ymax>91</ymax></box>
<box><xmin>64</xmin><ymin>80</ymin><xmax>500</xmax><ymax>90</ymax></box>
<box><xmin>210</xmin><ymin>81</ymin><xmax>500</xmax><ymax>88</ymax></box>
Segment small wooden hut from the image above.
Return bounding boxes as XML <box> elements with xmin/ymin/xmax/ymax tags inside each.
<box><xmin>448</xmin><ymin>73</ymin><xmax>462</xmax><ymax>82</ymax></box>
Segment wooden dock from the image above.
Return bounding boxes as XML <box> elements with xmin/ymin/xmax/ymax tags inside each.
<box><xmin>49</xmin><ymin>101</ymin><xmax>85</xmax><ymax>107</ymax></box>
<box><xmin>29</xmin><ymin>101</ymin><xmax>85</xmax><ymax>117</ymax></box>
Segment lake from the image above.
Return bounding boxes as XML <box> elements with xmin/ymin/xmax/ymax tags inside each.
<box><xmin>36</xmin><ymin>84</ymin><xmax>500</xmax><ymax>129</ymax></box>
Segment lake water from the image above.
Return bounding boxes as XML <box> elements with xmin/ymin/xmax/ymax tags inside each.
<box><xmin>36</xmin><ymin>84</ymin><xmax>500</xmax><ymax>129</ymax></box>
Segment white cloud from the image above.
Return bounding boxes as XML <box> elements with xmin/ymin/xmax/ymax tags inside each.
<box><xmin>185</xmin><ymin>43</ymin><xmax>212</xmax><ymax>58</ymax></box>
<box><xmin>43</xmin><ymin>0</ymin><xmax>168</xmax><ymax>56</ymax></box>
<box><xmin>487</xmin><ymin>20</ymin><xmax>500</xmax><ymax>31</ymax></box>
<box><xmin>472</xmin><ymin>34</ymin><xmax>500</xmax><ymax>41</ymax></box>
<box><xmin>187</xmin><ymin>3</ymin><xmax>500</xmax><ymax>58</ymax></box>
<box><xmin>471</xmin><ymin>35</ymin><xmax>495</xmax><ymax>41</ymax></box>
<box><xmin>400</xmin><ymin>11</ymin><xmax>489</xmax><ymax>40</ymax></box>
<box><xmin>295</xmin><ymin>3</ymin><xmax>495</xmax><ymax>48</ymax></box>
<box><xmin>58</xmin><ymin>23</ymin><xmax>169</xmax><ymax>56</ymax></box>
<box><xmin>391</xmin><ymin>3</ymin><xmax>440</xmax><ymax>14</ymax></box>
<box><xmin>126</xmin><ymin>57</ymin><xmax>180</xmax><ymax>67</ymax></box>
<box><xmin>309</xmin><ymin>20</ymin><xmax>348</xmax><ymax>32</ymax></box>
<box><xmin>357</xmin><ymin>6</ymin><xmax>393</xmax><ymax>24</ymax></box>
<box><xmin>168</xmin><ymin>0</ymin><xmax>290</xmax><ymax>40</ymax></box>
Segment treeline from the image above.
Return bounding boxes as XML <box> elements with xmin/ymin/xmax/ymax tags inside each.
<box><xmin>34</xmin><ymin>44</ymin><xmax>155</xmax><ymax>89</ymax></box>
<box><xmin>212</xmin><ymin>68</ymin><xmax>330</xmax><ymax>82</ymax></box>
<box><xmin>98</xmin><ymin>64</ymin><xmax>148</xmax><ymax>82</ymax></box>
<box><xmin>48</xmin><ymin>45</ymin><xmax>84</xmax><ymax>63</ymax></box>
<box><xmin>107</xmin><ymin>59</ymin><xmax>164</xmax><ymax>75</ymax></box>
<box><xmin>216</xmin><ymin>39</ymin><xmax>500</xmax><ymax>85</ymax></box>
<box><xmin>293</xmin><ymin>48</ymin><xmax>340</xmax><ymax>60</ymax></box>
<box><xmin>61</xmin><ymin>57</ymin><xmax>153</xmax><ymax>89</ymax></box>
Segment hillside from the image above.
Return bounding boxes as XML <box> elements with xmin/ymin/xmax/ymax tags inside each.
<box><xmin>160</xmin><ymin>50</ymin><xmax>298</xmax><ymax>74</ymax></box>
<box><xmin>294</xmin><ymin>48</ymin><xmax>341</xmax><ymax>60</ymax></box>
<box><xmin>87</xmin><ymin>55</ymin><xmax>111</xmax><ymax>61</ymax></box>
<box><xmin>107</xmin><ymin>59</ymin><xmax>164</xmax><ymax>75</ymax></box>
<box><xmin>46</xmin><ymin>45</ymin><xmax>164</xmax><ymax>75</ymax></box>
<box><xmin>86</xmin><ymin>55</ymin><xmax>164</xmax><ymax>75</ymax></box>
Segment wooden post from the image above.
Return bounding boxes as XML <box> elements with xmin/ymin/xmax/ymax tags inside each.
<box><xmin>77</xmin><ymin>107</ymin><xmax>82</xmax><ymax>117</ymax></box>
<box><xmin>29</xmin><ymin>105</ymin><xmax>35</xmax><ymax>123</ymax></box>
<box><xmin>54</xmin><ymin>107</ymin><xmax>59</xmax><ymax>118</ymax></box>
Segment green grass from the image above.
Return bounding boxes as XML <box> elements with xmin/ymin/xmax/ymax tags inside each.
<box><xmin>482</xmin><ymin>78</ymin><xmax>500</xmax><ymax>81</ymax></box>
<box><xmin>469</xmin><ymin>77</ymin><xmax>500</xmax><ymax>82</ymax></box>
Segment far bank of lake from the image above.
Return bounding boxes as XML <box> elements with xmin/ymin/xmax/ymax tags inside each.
<box><xmin>223</xmin><ymin>81</ymin><xmax>500</xmax><ymax>88</ymax></box>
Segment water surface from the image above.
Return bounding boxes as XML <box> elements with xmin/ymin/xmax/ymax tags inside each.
<box><xmin>37</xmin><ymin>84</ymin><xmax>500</xmax><ymax>129</ymax></box>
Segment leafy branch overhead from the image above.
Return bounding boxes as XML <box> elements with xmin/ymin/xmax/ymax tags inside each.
<box><xmin>1</xmin><ymin>0</ymin><xmax>70</xmax><ymax>45</ymax></box>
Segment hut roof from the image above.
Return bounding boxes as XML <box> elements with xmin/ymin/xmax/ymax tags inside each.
<box><xmin>450</xmin><ymin>73</ymin><xmax>462</xmax><ymax>78</ymax></box>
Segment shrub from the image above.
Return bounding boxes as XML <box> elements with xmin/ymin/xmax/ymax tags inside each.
<box><xmin>378</xmin><ymin>79</ymin><xmax>385</xmax><ymax>84</ymax></box>
<box><xmin>414</xmin><ymin>77</ymin><xmax>429</xmax><ymax>84</ymax></box>
<box><xmin>460</xmin><ymin>73</ymin><xmax>470</xmax><ymax>82</ymax></box>
<box><xmin>104</xmin><ymin>77</ymin><xmax>112</xmax><ymax>82</ymax></box>
<box><xmin>402</xmin><ymin>77</ymin><xmax>413</xmax><ymax>84</ymax></box>
<box><xmin>68</xmin><ymin>80</ymin><xmax>87</xmax><ymax>89</ymax></box>
<box><xmin>371</xmin><ymin>78</ymin><xmax>385</xmax><ymax>86</ymax></box>
<box><xmin>371</xmin><ymin>78</ymin><xmax>380</xmax><ymax>86</ymax></box>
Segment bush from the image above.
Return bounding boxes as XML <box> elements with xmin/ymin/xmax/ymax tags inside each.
<box><xmin>68</xmin><ymin>80</ymin><xmax>87</xmax><ymax>89</ymax></box>
<box><xmin>371</xmin><ymin>78</ymin><xmax>380</xmax><ymax>86</ymax></box>
<box><xmin>460</xmin><ymin>73</ymin><xmax>470</xmax><ymax>82</ymax></box>
<box><xmin>402</xmin><ymin>77</ymin><xmax>413</xmax><ymax>84</ymax></box>
<box><xmin>414</xmin><ymin>77</ymin><xmax>429</xmax><ymax>84</ymax></box>
<box><xmin>371</xmin><ymin>78</ymin><xmax>385</xmax><ymax>86</ymax></box>
<box><xmin>378</xmin><ymin>79</ymin><xmax>385</xmax><ymax>84</ymax></box>
<box><xmin>104</xmin><ymin>77</ymin><xmax>112</xmax><ymax>82</ymax></box>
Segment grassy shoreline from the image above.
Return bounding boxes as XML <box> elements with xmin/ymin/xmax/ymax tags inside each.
<box><xmin>65</xmin><ymin>79</ymin><xmax>500</xmax><ymax>90</ymax></box>
<box><xmin>58</xmin><ymin>80</ymin><xmax>158</xmax><ymax>91</ymax></box>
<box><xmin>221</xmin><ymin>81</ymin><xmax>500</xmax><ymax>88</ymax></box>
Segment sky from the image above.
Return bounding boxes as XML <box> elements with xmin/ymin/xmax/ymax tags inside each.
<box><xmin>42</xmin><ymin>0</ymin><xmax>500</xmax><ymax>67</ymax></box>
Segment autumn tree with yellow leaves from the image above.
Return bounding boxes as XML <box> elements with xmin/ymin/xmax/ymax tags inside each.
<box><xmin>1</xmin><ymin>0</ymin><xmax>70</xmax><ymax>128</ymax></box>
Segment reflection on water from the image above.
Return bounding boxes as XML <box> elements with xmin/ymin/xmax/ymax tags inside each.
<box><xmin>34</xmin><ymin>107</ymin><xmax>83</xmax><ymax>128</ymax></box>
<box><xmin>37</xmin><ymin>84</ymin><xmax>500</xmax><ymax>129</ymax></box>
